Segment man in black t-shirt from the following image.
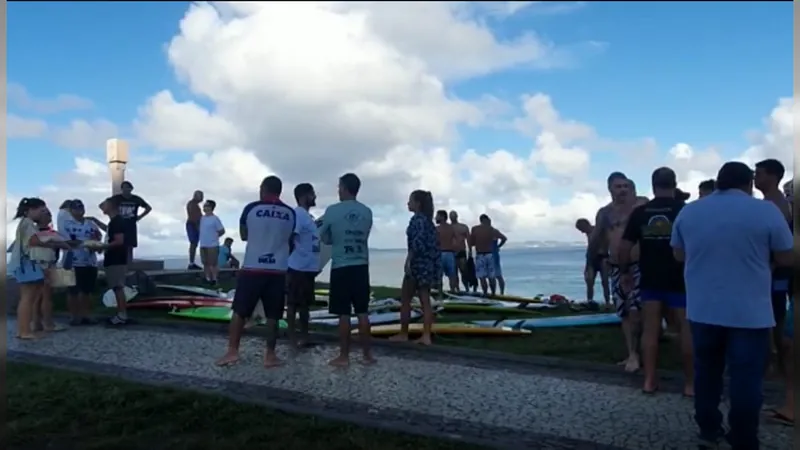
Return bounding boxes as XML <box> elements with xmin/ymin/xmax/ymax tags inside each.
<box><xmin>617</xmin><ymin>167</ymin><xmax>693</xmax><ymax>397</ymax></box>
<box><xmin>110</xmin><ymin>181</ymin><xmax>152</xmax><ymax>261</ymax></box>
<box><xmin>100</xmin><ymin>196</ymin><xmax>131</xmax><ymax>326</ymax></box>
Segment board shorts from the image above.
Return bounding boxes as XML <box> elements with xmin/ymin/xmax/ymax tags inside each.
<box><xmin>440</xmin><ymin>252</ymin><xmax>457</xmax><ymax>278</ymax></box>
<box><xmin>287</xmin><ymin>268</ymin><xmax>316</xmax><ymax>308</ymax></box>
<box><xmin>328</xmin><ymin>264</ymin><xmax>370</xmax><ymax>316</ymax></box>
<box><xmin>185</xmin><ymin>221</ymin><xmax>199</xmax><ymax>245</ymax></box>
<box><xmin>784</xmin><ymin>300</ymin><xmax>794</xmax><ymax>339</ymax></box>
<box><xmin>232</xmin><ymin>271</ymin><xmax>286</xmax><ymax>320</ymax></box>
<box><xmin>104</xmin><ymin>265</ymin><xmax>128</xmax><ymax>289</ymax></box>
<box><xmin>200</xmin><ymin>247</ymin><xmax>220</xmax><ymax>266</ymax></box>
<box><xmin>588</xmin><ymin>254</ymin><xmax>607</xmax><ymax>273</ymax></box>
<box><xmin>69</xmin><ymin>266</ymin><xmax>98</xmax><ymax>295</ymax></box>
<box><xmin>609</xmin><ymin>263</ymin><xmax>641</xmax><ymax>318</ymax></box>
<box><xmin>492</xmin><ymin>251</ymin><xmax>502</xmax><ymax>277</ymax></box>
<box><xmin>640</xmin><ymin>290</ymin><xmax>686</xmax><ymax>309</ymax></box>
<box><xmin>474</xmin><ymin>252</ymin><xmax>496</xmax><ymax>279</ymax></box>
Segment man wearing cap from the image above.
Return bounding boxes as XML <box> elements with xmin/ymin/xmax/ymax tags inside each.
<box><xmin>110</xmin><ymin>181</ymin><xmax>152</xmax><ymax>261</ymax></box>
<box><xmin>671</xmin><ymin>161</ymin><xmax>793</xmax><ymax>447</ymax></box>
<box><xmin>618</xmin><ymin>167</ymin><xmax>693</xmax><ymax>396</ymax></box>
<box><xmin>61</xmin><ymin>199</ymin><xmax>102</xmax><ymax>325</ymax></box>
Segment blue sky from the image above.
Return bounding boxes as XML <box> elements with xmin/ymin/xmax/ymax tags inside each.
<box><xmin>7</xmin><ymin>2</ymin><xmax>793</xmax><ymax>248</ymax></box>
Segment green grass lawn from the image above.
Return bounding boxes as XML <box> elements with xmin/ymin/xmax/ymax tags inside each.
<box><xmin>49</xmin><ymin>278</ymin><xmax>684</xmax><ymax>371</ymax></box>
<box><xmin>7</xmin><ymin>362</ymin><xmax>484</xmax><ymax>450</ymax></box>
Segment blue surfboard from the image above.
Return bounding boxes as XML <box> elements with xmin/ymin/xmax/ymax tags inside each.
<box><xmin>472</xmin><ymin>313</ymin><xmax>620</xmax><ymax>329</ymax></box>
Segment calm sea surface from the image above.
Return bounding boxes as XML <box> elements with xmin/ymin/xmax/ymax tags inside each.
<box><xmin>159</xmin><ymin>246</ymin><xmax>593</xmax><ymax>300</ymax></box>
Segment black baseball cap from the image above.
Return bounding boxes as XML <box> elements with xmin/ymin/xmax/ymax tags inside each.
<box><xmin>120</xmin><ymin>181</ymin><xmax>134</xmax><ymax>189</ymax></box>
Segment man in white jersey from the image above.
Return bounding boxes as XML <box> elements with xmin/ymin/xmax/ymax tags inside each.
<box><xmin>287</xmin><ymin>183</ymin><xmax>321</xmax><ymax>350</ymax></box>
<box><xmin>216</xmin><ymin>176</ymin><xmax>297</xmax><ymax>368</ymax></box>
<box><xmin>62</xmin><ymin>199</ymin><xmax>102</xmax><ymax>325</ymax></box>
<box><xmin>319</xmin><ymin>173</ymin><xmax>375</xmax><ymax>366</ymax></box>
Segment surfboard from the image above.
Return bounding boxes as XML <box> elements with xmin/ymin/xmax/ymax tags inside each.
<box><xmin>101</xmin><ymin>286</ymin><xmax>139</xmax><ymax>307</ymax></box>
<box><xmin>126</xmin><ymin>297</ymin><xmax>232</xmax><ymax>309</ymax></box>
<box><xmin>446</xmin><ymin>291</ymin><xmax>545</xmax><ymax>304</ymax></box>
<box><xmin>168</xmin><ymin>306</ymin><xmax>288</xmax><ymax>328</ymax></box>
<box><xmin>156</xmin><ymin>284</ymin><xmax>226</xmax><ymax>298</ymax></box>
<box><xmin>439</xmin><ymin>303</ymin><xmax>547</xmax><ymax>315</ymax></box>
<box><xmin>310</xmin><ymin>310</ymin><xmax>421</xmax><ymax>326</ymax></box>
<box><xmin>355</xmin><ymin>322</ymin><xmax>531</xmax><ymax>336</ymax></box>
<box><xmin>472</xmin><ymin>313</ymin><xmax>620</xmax><ymax>329</ymax></box>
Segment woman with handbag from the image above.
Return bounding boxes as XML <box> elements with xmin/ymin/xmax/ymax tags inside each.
<box><xmin>9</xmin><ymin>198</ymin><xmax>71</xmax><ymax>339</ymax></box>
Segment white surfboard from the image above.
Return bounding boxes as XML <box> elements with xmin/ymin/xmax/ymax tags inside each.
<box><xmin>101</xmin><ymin>286</ymin><xmax>139</xmax><ymax>307</ymax></box>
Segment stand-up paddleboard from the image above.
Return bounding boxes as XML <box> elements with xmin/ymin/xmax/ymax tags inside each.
<box><xmin>440</xmin><ymin>303</ymin><xmax>547</xmax><ymax>315</ymax></box>
<box><xmin>472</xmin><ymin>313</ymin><xmax>620</xmax><ymax>330</ymax></box>
<box><xmin>356</xmin><ymin>322</ymin><xmax>531</xmax><ymax>336</ymax></box>
<box><xmin>156</xmin><ymin>284</ymin><xmax>225</xmax><ymax>298</ymax></box>
<box><xmin>125</xmin><ymin>297</ymin><xmax>232</xmax><ymax>310</ymax></box>
<box><xmin>311</xmin><ymin>310</ymin><xmax>421</xmax><ymax>326</ymax></box>
<box><xmin>101</xmin><ymin>287</ymin><xmax>139</xmax><ymax>307</ymax></box>
<box><xmin>444</xmin><ymin>291</ymin><xmax>545</xmax><ymax>305</ymax></box>
<box><xmin>168</xmin><ymin>306</ymin><xmax>288</xmax><ymax>328</ymax></box>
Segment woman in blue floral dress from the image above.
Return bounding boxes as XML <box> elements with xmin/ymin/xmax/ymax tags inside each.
<box><xmin>390</xmin><ymin>190</ymin><xmax>439</xmax><ymax>345</ymax></box>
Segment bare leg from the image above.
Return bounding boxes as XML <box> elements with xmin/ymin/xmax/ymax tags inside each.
<box><xmin>448</xmin><ymin>275</ymin><xmax>459</xmax><ymax>293</ymax></box>
<box><xmin>41</xmin><ymin>283</ymin><xmax>61</xmax><ymax>331</ymax></box>
<box><xmin>497</xmin><ymin>276</ymin><xmax>505</xmax><ymax>295</ymax></box>
<box><xmin>67</xmin><ymin>292</ymin><xmax>81</xmax><ymax>321</ymax></box>
<box><xmin>216</xmin><ymin>314</ymin><xmax>245</xmax><ymax>366</ymax></box>
<box><xmin>600</xmin><ymin>266</ymin><xmax>611</xmax><ymax>307</ymax></box>
<box><xmin>457</xmin><ymin>259</ymin><xmax>469</xmax><ymax>292</ymax></box>
<box><xmin>328</xmin><ymin>315</ymin><xmax>352</xmax><ymax>367</ymax></box>
<box><xmin>414</xmin><ymin>288</ymin><xmax>433</xmax><ymax>345</ymax></box>
<box><xmin>488</xmin><ymin>278</ymin><xmax>497</xmax><ymax>296</ymax></box>
<box><xmin>16</xmin><ymin>284</ymin><xmax>41</xmax><ymax>339</ymax></box>
<box><xmin>286</xmin><ymin>304</ymin><xmax>298</xmax><ymax>350</ymax></box>
<box><xmin>263</xmin><ymin>318</ymin><xmax>282</xmax><ymax>368</ymax></box>
<box><xmin>672</xmin><ymin>308</ymin><xmax>694</xmax><ymax>396</ymax></box>
<box><xmin>189</xmin><ymin>243</ymin><xmax>198</xmax><ymax>266</ymax></box>
<box><xmin>773</xmin><ymin>338</ymin><xmax>794</xmax><ymax>420</ymax></box>
<box><xmin>297</xmin><ymin>305</ymin><xmax>310</xmax><ymax>347</ymax></box>
<box><xmin>641</xmin><ymin>300</ymin><xmax>662</xmax><ymax>392</ymax></box>
<box><xmin>209</xmin><ymin>263</ymin><xmax>219</xmax><ymax>283</ymax></box>
<box><xmin>584</xmin><ymin>267</ymin><xmax>596</xmax><ymax>301</ymax></box>
<box><xmin>390</xmin><ymin>277</ymin><xmax>412</xmax><ymax>342</ymax></box>
<box><xmin>31</xmin><ymin>285</ymin><xmax>43</xmax><ymax>332</ymax></box>
<box><xmin>357</xmin><ymin>313</ymin><xmax>376</xmax><ymax>364</ymax></box>
<box><xmin>479</xmin><ymin>278</ymin><xmax>488</xmax><ymax>296</ymax></box>
<box><xmin>622</xmin><ymin>310</ymin><xmax>641</xmax><ymax>372</ymax></box>
<box><xmin>114</xmin><ymin>286</ymin><xmax>127</xmax><ymax>317</ymax></box>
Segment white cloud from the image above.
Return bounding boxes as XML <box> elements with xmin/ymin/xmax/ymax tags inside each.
<box><xmin>7</xmin><ymin>115</ymin><xmax>49</xmax><ymax>138</ymax></box>
<box><xmin>7</xmin><ymin>83</ymin><xmax>94</xmax><ymax>114</ymax></box>
<box><xmin>51</xmin><ymin>119</ymin><xmax>120</xmax><ymax>150</ymax></box>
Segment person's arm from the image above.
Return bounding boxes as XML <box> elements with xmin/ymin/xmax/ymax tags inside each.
<box><xmin>216</xmin><ymin>217</ymin><xmax>225</xmax><ymax>237</ymax></box>
<box><xmin>670</xmin><ymin>212</ymin><xmax>686</xmax><ymax>262</ymax></box>
<box><xmin>239</xmin><ymin>204</ymin><xmax>251</xmax><ymax>242</ymax></box>
<box><xmin>617</xmin><ymin>207</ymin><xmax>642</xmax><ymax>271</ymax></box>
<box><xmin>86</xmin><ymin>217</ymin><xmax>108</xmax><ymax>232</ymax></box>
<box><xmin>587</xmin><ymin>207</ymin><xmax>608</xmax><ymax>258</ymax></box>
<box><xmin>318</xmin><ymin>209</ymin><xmax>332</xmax><ymax>245</ymax></box>
<box><xmin>465</xmin><ymin>225</ymin><xmax>473</xmax><ymax>254</ymax></box>
<box><xmin>766</xmin><ymin>205</ymin><xmax>794</xmax><ymax>267</ymax></box>
<box><xmin>29</xmin><ymin>234</ymin><xmax>70</xmax><ymax>250</ymax></box>
<box><xmin>494</xmin><ymin>228</ymin><xmax>508</xmax><ymax>248</ymax></box>
<box><xmin>136</xmin><ymin>196</ymin><xmax>152</xmax><ymax>221</ymax></box>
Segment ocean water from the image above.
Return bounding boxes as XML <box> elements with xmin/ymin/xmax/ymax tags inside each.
<box><xmin>160</xmin><ymin>246</ymin><xmax>593</xmax><ymax>300</ymax></box>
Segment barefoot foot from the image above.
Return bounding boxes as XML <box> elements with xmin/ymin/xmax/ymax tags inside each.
<box><xmin>414</xmin><ymin>335</ymin><xmax>432</xmax><ymax>345</ymax></box>
<box><xmin>264</xmin><ymin>353</ymin><xmax>283</xmax><ymax>368</ymax></box>
<box><xmin>360</xmin><ymin>354</ymin><xmax>377</xmax><ymax>365</ymax></box>
<box><xmin>328</xmin><ymin>356</ymin><xmax>350</xmax><ymax>367</ymax></box>
<box><xmin>624</xmin><ymin>356</ymin><xmax>640</xmax><ymax>373</ymax></box>
<box><xmin>215</xmin><ymin>352</ymin><xmax>240</xmax><ymax>367</ymax></box>
<box><xmin>388</xmin><ymin>333</ymin><xmax>409</xmax><ymax>342</ymax></box>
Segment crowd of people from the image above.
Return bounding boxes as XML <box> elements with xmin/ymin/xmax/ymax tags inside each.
<box><xmin>9</xmin><ymin>156</ymin><xmax>795</xmax><ymax>447</ymax></box>
<box><xmin>572</xmin><ymin>159</ymin><xmax>794</xmax><ymax>447</ymax></box>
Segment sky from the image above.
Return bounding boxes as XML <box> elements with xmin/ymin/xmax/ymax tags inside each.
<box><xmin>7</xmin><ymin>1</ymin><xmax>794</xmax><ymax>255</ymax></box>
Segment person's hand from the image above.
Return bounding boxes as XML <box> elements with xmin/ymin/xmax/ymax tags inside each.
<box><xmin>620</xmin><ymin>273</ymin><xmax>634</xmax><ymax>293</ymax></box>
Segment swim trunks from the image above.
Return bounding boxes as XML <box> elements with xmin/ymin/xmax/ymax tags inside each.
<box><xmin>440</xmin><ymin>251</ymin><xmax>457</xmax><ymax>278</ymax></box>
<box><xmin>474</xmin><ymin>252</ymin><xmax>496</xmax><ymax>279</ymax></box>
<box><xmin>609</xmin><ymin>263</ymin><xmax>641</xmax><ymax>318</ymax></box>
<box><xmin>588</xmin><ymin>253</ymin><xmax>607</xmax><ymax>273</ymax></box>
<box><xmin>492</xmin><ymin>250</ymin><xmax>502</xmax><ymax>277</ymax></box>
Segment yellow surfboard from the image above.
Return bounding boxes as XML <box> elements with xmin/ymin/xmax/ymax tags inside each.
<box><xmin>354</xmin><ymin>322</ymin><xmax>531</xmax><ymax>336</ymax></box>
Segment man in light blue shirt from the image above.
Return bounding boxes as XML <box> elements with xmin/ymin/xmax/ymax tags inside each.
<box><xmin>318</xmin><ymin>173</ymin><xmax>374</xmax><ymax>367</ymax></box>
<box><xmin>671</xmin><ymin>162</ymin><xmax>794</xmax><ymax>448</ymax></box>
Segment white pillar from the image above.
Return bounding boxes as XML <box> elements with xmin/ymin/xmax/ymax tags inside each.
<box><xmin>106</xmin><ymin>138</ymin><xmax>129</xmax><ymax>196</ymax></box>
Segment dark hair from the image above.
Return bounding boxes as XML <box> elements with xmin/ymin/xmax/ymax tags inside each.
<box><xmin>339</xmin><ymin>173</ymin><xmax>361</xmax><ymax>196</ymax></box>
<box><xmin>435</xmin><ymin>210</ymin><xmax>448</xmax><ymax>220</ymax></box>
<box><xmin>607</xmin><ymin>171</ymin><xmax>627</xmax><ymax>187</ymax></box>
<box><xmin>14</xmin><ymin>197</ymin><xmax>46</xmax><ymax>219</ymax></box>
<box><xmin>479</xmin><ymin>214</ymin><xmax>490</xmax><ymax>223</ymax></box>
<box><xmin>651</xmin><ymin>167</ymin><xmax>677</xmax><ymax>190</ymax></box>
<box><xmin>204</xmin><ymin>200</ymin><xmax>217</xmax><ymax>209</ymax></box>
<box><xmin>698</xmin><ymin>179</ymin><xmax>715</xmax><ymax>191</ymax></box>
<box><xmin>261</xmin><ymin>176</ymin><xmax>283</xmax><ymax>195</ymax></box>
<box><xmin>294</xmin><ymin>183</ymin><xmax>314</xmax><ymax>202</ymax></box>
<box><xmin>755</xmin><ymin>159</ymin><xmax>785</xmax><ymax>182</ymax></box>
<box><xmin>120</xmin><ymin>181</ymin><xmax>133</xmax><ymax>189</ymax></box>
<box><xmin>716</xmin><ymin>162</ymin><xmax>753</xmax><ymax>191</ymax></box>
<box><xmin>104</xmin><ymin>196</ymin><xmax>120</xmax><ymax>208</ymax></box>
<box><xmin>410</xmin><ymin>190</ymin><xmax>434</xmax><ymax>220</ymax></box>
<box><xmin>59</xmin><ymin>200</ymin><xmax>73</xmax><ymax>209</ymax></box>
<box><xmin>224</xmin><ymin>237</ymin><xmax>233</xmax><ymax>243</ymax></box>
<box><xmin>575</xmin><ymin>218</ymin><xmax>590</xmax><ymax>228</ymax></box>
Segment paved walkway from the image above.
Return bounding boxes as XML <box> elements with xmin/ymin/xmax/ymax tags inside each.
<box><xmin>8</xmin><ymin>319</ymin><xmax>792</xmax><ymax>449</ymax></box>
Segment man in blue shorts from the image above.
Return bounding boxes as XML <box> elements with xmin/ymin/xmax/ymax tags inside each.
<box><xmin>319</xmin><ymin>173</ymin><xmax>375</xmax><ymax>367</ymax></box>
<box><xmin>619</xmin><ymin>167</ymin><xmax>692</xmax><ymax>396</ymax></box>
<box><xmin>435</xmin><ymin>210</ymin><xmax>458</xmax><ymax>292</ymax></box>
<box><xmin>216</xmin><ymin>176</ymin><xmax>296</xmax><ymax>368</ymax></box>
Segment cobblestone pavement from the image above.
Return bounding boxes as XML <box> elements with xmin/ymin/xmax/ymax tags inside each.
<box><xmin>8</xmin><ymin>320</ymin><xmax>792</xmax><ymax>449</ymax></box>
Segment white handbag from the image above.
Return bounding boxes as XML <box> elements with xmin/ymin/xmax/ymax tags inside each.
<box><xmin>49</xmin><ymin>267</ymin><xmax>76</xmax><ymax>287</ymax></box>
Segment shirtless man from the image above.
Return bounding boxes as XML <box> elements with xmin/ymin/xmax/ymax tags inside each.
<box><xmin>469</xmin><ymin>214</ymin><xmax>507</xmax><ymax>296</ymax></box>
<box><xmin>588</xmin><ymin>172</ymin><xmax>647</xmax><ymax>372</ymax></box>
<box><xmin>436</xmin><ymin>210</ymin><xmax>459</xmax><ymax>292</ymax></box>
<box><xmin>754</xmin><ymin>159</ymin><xmax>792</xmax><ymax>374</ymax></box>
<box><xmin>449</xmin><ymin>210</ymin><xmax>471</xmax><ymax>292</ymax></box>
<box><xmin>186</xmin><ymin>190</ymin><xmax>203</xmax><ymax>270</ymax></box>
<box><xmin>575</xmin><ymin>218</ymin><xmax>611</xmax><ymax>307</ymax></box>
